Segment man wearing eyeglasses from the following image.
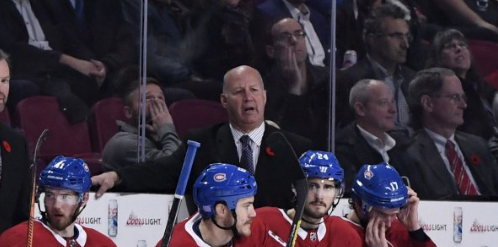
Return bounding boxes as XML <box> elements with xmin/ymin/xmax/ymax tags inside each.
<box><xmin>0</xmin><ymin>156</ymin><xmax>117</xmax><ymax>246</ymax></box>
<box><xmin>405</xmin><ymin>67</ymin><xmax>498</xmax><ymax>199</ymax></box>
<box><xmin>264</xmin><ymin>17</ymin><xmax>330</xmax><ymax>149</ymax></box>
<box><xmin>337</xmin><ymin>3</ymin><xmax>415</xmax><ymax>135</ymax></box>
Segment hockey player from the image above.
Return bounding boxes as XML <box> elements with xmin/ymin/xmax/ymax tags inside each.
<box><xmin>346</xmin><ymin>163</ymin><xmax>436</xmax><ymax>247</ymax></box>
<box><xmin>251</xmin><ymin>150</ymin><xmax>364</xmax><ymax>246</ymax></box>
<box><xmin>0</xmin><ymin>155</ymin><xmax>117</xmax><ymax>246</ymax></box>
<box><xmin>157</xmin><ymin>163</ymin><xmax>284</xmax><ymax>247</ymax></box>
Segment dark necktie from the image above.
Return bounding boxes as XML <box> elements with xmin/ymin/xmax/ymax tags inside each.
<box><xmin>240</xmin><ymin>135</ymin><xmax>254</xmax><ymax>174</ymax></box>
<box><xmin>445</xmin><ymin>140</ymin><xmax>478</xmax><ymax>195</ymax></box>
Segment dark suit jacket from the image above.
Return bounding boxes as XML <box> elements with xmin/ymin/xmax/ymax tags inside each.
<box><xmin>0</xmin><ymin>123</ymin><xmax>31</xmax><ymax>235</ymax></box>
<box><xmin>336</xmin><ymin>59</ymin><xmax>415</xmax><ymax>129</ymax></box>
<box><xmin>0</xmin><ymin>0</ymin><xmax>88</xmax><ymax>78</ymax></box>
<box><xmin>406</xmin><ymin>130</ymin><xmax>498</xmax><ymax>199</ymax></box>
<box><xmin>116</xmin><ymin>122</ymin><xmax>312</xmax><ymax>210</ymax></box>
<box><xmin>335</xmin><ymin>123</ymin><xmax>415</xmax><ymax>193</ymax></box>
<box><xmin>44</xmin><ymin>0</ymin><xmax>134</xmax><ymax>81</ymax></box>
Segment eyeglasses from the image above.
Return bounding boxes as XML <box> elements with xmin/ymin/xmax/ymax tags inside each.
<box><xmin>442</xmin><ymin>42</ymin><xmax>468</xmax><ymax>51</ymax></box>
<box><xmin>44</xmin><ymin>191</ymin><xmax>80</xmax><ymax>205</ymax></box>
<box><xmin>275</xmin><ymin>30</ymin><xmax>306</xmax><ymax>43</ymax></box>
<box><xmin>433</xmin><ymin>93</ymin><xmax>467</xmax><ymax>104</ymax></box>
<box><xmin>376</xmin><ymin>32</ymin><xmax>413</xmax><ymax>42</ymax></box>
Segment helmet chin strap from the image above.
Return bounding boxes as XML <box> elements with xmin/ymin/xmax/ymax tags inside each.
<box><xmin>211</xmin><ymin>211</ymin><xmax>239</xmax><ymax>238</ymax></box>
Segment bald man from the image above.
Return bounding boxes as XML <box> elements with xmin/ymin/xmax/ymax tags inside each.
<box><xmin>92</xmin><ymin>65</ymin><xmax>312</xmax><ymax>212</ymax></box>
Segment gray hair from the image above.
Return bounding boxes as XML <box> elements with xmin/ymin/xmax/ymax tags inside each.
<box><xmin>349</xmin><ymin>79</ymin><xmax>380</xmax><ymax>109</ymax></box>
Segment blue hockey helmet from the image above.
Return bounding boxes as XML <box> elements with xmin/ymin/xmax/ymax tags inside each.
<box><xmin>299</xmin><ymin>150</ymin><xmax>344</xmax><ymax>185</ymax></box>
<box><xmin>194</xmin><ymin>163</ymin><xmax>257</xmax><ymax>218</ymax></box>
<box><xmin>38</xmin><ymin>155</ymin><xmax>91</xmax><ymax>203</ymax></box>
<box><xmin>352</xmin><ymin>163</ymin><xmax>408</xmax><ymax>210</ymax></box>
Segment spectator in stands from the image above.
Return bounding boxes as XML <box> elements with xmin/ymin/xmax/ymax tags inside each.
<box><xmin>418</xmin><ymin>0</ymin><xmax>498</xmax><ymax>42</ymax></box>
<box><xmin>188</xmin><ymin>0</ymin><xmax>254</xmax><ymax>82</ymax></box>
<box><xmin>426</xmin><ymin>28</ymin><xmax>498</xmax><ymax>141</ymax></box>
<box><xmin>335</xmin><ymin>79</ymin><xmax>415</xmax><ymax>193</ymax></box>
<box><xmin>0</xmin><ymin>49</ymin><xmax>31</xmax><ymax>236</ymax></box>
<box><xmin>406</xmin><ymin>68</ymin><xmax>498</xmax><ymax>199</ymax></box>
<box><xmin>44</xmin><ymin>0</ymin><xmax>134</xmax><ymax>97</ymax></box>
<box><xmin>252</xmin><ymin>0</ymin><xmax>330</xmax><ymax>70</ymax></box>
<box><xmin>102</xmin><ymin>69</ymin><xmax>181</xmax><ymax>172</ymax></box>
<box><xmin>337</xmin><ymin>0</ymin><xmax>429</xmax><ymax>70</ymax></box>
<box><xmin>122</xmin><ymin>0</ymin><xmax>225</xmax><ymax>101</ymax></box>
<box><xmin>92</xmin><ymin>65</ymin><xmax>312</xmax><ymax>213</ymax></box>
<box><xmin>0</xmin><ymin>0</ymin><xmax>103</xmax><ymax>124</ymax></box>
<box><xmin>346</xmin><ymin>163</ymin><xmax>436</xmax><ymax>246</ymax></box>
<box><xmin>337</xmin><ymin>3</ymin><xmax>415</xmax><ymax>134</ymax></box>
<box><xmin>122</xmin><ymin>0</ymin><xmax>192</xmax><ymax>84</ymax></box>
<box><xmin>264</xmin><ymin>18</ymin><xmax>329</xmax><ymax>149</ymax></box>
<box><xmin>0</xmin><ymin>156</ymin><xmax>117</xmax><ymax>246</ymax></box>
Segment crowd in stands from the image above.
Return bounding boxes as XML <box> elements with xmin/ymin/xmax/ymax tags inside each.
<box><xmin>2</xmin><ymin>0</ymin><xmax>498</xmax><ymax>233</ymax></box>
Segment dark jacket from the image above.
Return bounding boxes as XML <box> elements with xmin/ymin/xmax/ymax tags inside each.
<box><xmin>116</xmin><ymin>122</ymin><xmax>312</xmax><ymax>210</ymax></box>
<box><xmin>406</xmin><ymin>130</ymin><xmax>498</xmax><ymax>199</ymax></box>
<box><xmin>0</xmin><ymin>123</ymin><xmax>31</xmax><ymax>235</ymax></box>
<box><xmin>335</xmin><ymin>123</ymin><xmax>415</xmax><ymax>193</ymax></box>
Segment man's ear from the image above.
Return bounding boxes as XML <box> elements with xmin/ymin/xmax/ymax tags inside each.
<box><xmin>123</xmin><ymin>106</ymin><xmax>133</xmax><ymax>119</ymax></box>
<box><xmin>353</xmin><ymin>102</ymin><xmax>366</xmax><ymax>117</ymax></box>
<box><xmin>420</xmin><ymin>95</ymin><xmax>433</xmax><ymax>112</ymax></box>
<box><xmin>266</xmin><ymin>45</ymin><xmax>275</xmax><ymax>59</ymax></box>
<box><xmin>214</xmin><ymin>203</ymin><xmax>228</xmax><ymax>217</ymax></box>
<box><xmin>220</xmin><ymin>93</ymin><xmax>228</xmax><ymax>109</ymax></box>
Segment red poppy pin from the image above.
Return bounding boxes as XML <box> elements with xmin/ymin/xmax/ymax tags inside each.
<box><xmin>266</xmin><ymin>147</ymin><xmax>275</xmax><ymax>157</ymax></box>
<box><xmin>3</xmin><ymin>141</ymin><xmax>11</xmax><ymax>153</ymax></box>
<box><xmin>470</xmin><ymin>155</ymin><xmax>480</xmax><ymax>165</ymax></box>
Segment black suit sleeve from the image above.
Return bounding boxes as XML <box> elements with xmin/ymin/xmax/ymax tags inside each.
<box><xmin>116</xmin><ymin>143</ymin><xmax>185</xmax><ymax>194</ymax></box>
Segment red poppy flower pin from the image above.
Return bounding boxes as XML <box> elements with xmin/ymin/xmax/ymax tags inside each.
<box><xmin>266</xmin><ymin>147</ymin><xmax>275</xmax><ymax>157</ymax></box>
<box><xmin>3</xmin><ymin>141</ymin><xmax>11</xmax><ymax>153</ymax></box>
<box><xmin>470</xmin><ymin>155</ymin><xmax>480</xmax><ymax>165</ymax></box>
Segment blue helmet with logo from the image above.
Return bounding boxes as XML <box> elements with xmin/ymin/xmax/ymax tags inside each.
<box><xmin>299</xmin><ymin>150</ymin><xmax>344</xmax><ymax>185</ymax></box>
<box><xmin>352</xmin><ymin>163</ymin><xmax>408</xmax><ymax>210</ymax></box>
<box><xmin>194</xmin><ymin>163</ymin><xmax>257</xmax><ymax>218</ymax></box>
<box><xmin>38</xmin><ymin>155</ymin><xmax>91</xmax><ymax>203</ymax></box>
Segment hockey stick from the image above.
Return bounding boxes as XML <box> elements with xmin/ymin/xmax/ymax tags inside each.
<box><xmin>267</xmin><ymin>132</ymin><xmax>308</xmax><ymax>247</ymax></box>
<box><xmin>161</xmin><ymin>140</ymin><xmax>201</xmax><ymax>247</ymax></box>
<box><xmin>27</xmin><ymin>129</ymin><xmax>49</xmax><ymax>247</ymax></box>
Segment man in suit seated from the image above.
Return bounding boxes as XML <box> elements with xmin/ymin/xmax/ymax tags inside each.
<box><xmin>335</xmin><ymin>79</ymin><xmax>414</xmax><ymax>193</ymax></box>
<box><xmin>406</xmin><ymin>67</ymin><xmax>498</xmax><ymax>199</ymax></box>
<box><xmin>336</xmin><ymin>3</ymin><xmax>415</xmax><ymax>133</ymax></box>
<box><xmin>92</xmin><ymin>65</ymin><xmax>312</xmax><ymax>212</ymax></box>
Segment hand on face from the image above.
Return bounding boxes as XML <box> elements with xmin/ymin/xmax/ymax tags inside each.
<box><xmin>276</xmin><ymin>45</ymin><xmax>303</xmax><ymax>94</ymax></box>
<box><xmin>365</xmin><ymin>211</ymin><xmax>389</xmax><ymax>247</ymax></box>
<box><xmin>147</xmin><ymin>97</ymin><xmax>173</xmax><ymax>135</ymax></box>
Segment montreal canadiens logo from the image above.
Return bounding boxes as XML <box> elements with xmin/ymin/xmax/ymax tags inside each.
<box><xmin>214</xmin><ymin>173</ymin><xmax>226</xmax><ymax>182</ymax></box>
<box><xmin>364</xmin><ymin>170</ymin><xmax>374</xmax><ymax>180</ymax></box>
<box><xmin>83</xmin><ymin>164</ymin><xmax>90</xmax><ymax>173</ymax></box>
